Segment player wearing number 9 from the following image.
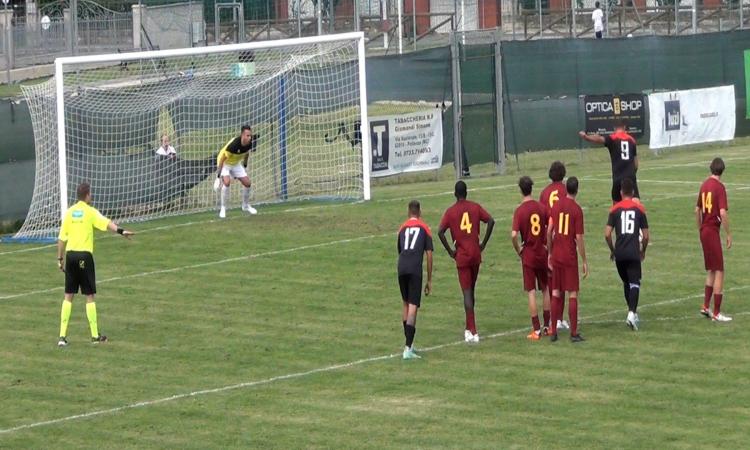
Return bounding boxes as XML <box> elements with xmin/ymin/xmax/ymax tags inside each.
<box><xmin>438</xmin><ymin>181</ymin><xmax>495</xmax><ymax>344</ymax></box>
<box><xmin>696</xmin><ymin>157</ymin><xmax>733</xmax><ymax>322</ymax></box>
<box><xmin>579</xmin><ymin>120</ymin><xmax>640</xmax><ymax>203</ymax></box>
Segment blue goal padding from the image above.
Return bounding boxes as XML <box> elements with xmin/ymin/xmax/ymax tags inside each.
<box><xmin>1</xmin><ymin>236</ymin><xmax>57</xmax><ymax>244</ymax></box>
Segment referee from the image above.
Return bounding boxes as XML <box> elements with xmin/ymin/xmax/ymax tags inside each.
<box><xmin>56</xmin><ymin>182</ymin><xmax>134</xmax><ymax>347</ymax></box>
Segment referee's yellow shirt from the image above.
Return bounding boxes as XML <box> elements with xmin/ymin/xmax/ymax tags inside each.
<box><xmin>58</xmin><ymin>201</ymin><xmax>111</xmax><ymax>254</ymax></box>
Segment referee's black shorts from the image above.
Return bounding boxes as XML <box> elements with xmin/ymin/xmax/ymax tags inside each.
<box><xmin>398</xmin><ymin>272</ymin><xmax>423</xmax><ymax>307</ymax></box>
<box><xmin>615</xmin><ymin>259</ymin><xmax>641</xmax><ymax>285</ymax></box>
<box><xmin>612</xmin><ymin>178</ymin><xmax>640</xmax><ymax>203</ymax></box>
<box><xmin>65</xmin><ymin>251</ymin><xmax>96</xmax><ymax>295</ymax></box>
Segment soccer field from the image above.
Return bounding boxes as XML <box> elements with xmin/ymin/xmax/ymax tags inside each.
<box><xmin>1</xmin><ymin>142</ymin><xmax>749</xmax><ymax>448</ymax></box>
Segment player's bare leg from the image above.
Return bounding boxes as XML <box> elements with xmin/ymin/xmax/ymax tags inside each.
<box><xmin>219</xmin><ymin>176</ymin><xmax>231</xmax><ymax>218</ymax></box>
<box><xmin>711</xmin><ymin>270</ymin><xmax>731</xmax><ymax>322</ymax></box>
<box><xmin>526</xmin><ymin>290</ymin><xmax>541</xmax><ymax>340</ymax></box>
<box><xmin>569</xmin><ymin>292</ymin><xmax>584</xmax><ymax>342</ymax></box>
<box><xmin>403</xmin><ymin>302</ymin><xmax>420</xmax><ymax>359</ymax></box>
<box><xmin>463</xmin><ymin>288</ymin><xmax>478</xmax><ymax>343</ymax></box>
<box><xmin>238</xmin><ymin>176</ymin><xmax>257</xmax><ymax>215</ymax></box>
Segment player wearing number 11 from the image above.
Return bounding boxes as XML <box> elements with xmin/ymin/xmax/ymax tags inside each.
<box><xmin>579</xmin><ymin>120</ymin><xmax>640</xmax><ymax>203</ymax></box>
<box><xmin>439</xmin><ymin>181</ymin><xmax>495</xmax><ymax>343</ymax></box>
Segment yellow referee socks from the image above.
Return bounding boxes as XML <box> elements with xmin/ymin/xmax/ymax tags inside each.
<box><xmin>86</xmin><ymin>302</ymin><xmax>99</xmax><ymax>338</ymax></box>
<box><xmin>59</xmin><ymin>299</ymin><xmax>73</xmax><ymax>338</ymax></box>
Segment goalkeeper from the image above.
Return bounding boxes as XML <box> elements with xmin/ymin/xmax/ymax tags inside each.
<box><xmin>215</xmin><ymin>125</ymin><xmax>259</xmax><ymax>218</ymax></box>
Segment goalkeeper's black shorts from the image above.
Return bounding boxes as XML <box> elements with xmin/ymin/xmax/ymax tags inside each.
<box><xmin>65</xmin><ymin>251</ymin><xmax>97</xmax><ymax>295</ymax></box>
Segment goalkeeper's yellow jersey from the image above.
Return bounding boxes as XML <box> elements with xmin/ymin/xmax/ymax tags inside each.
<box><xmin>218</xmin><ymin>136</ymin><xmax>253</xmax><ymax>166</ymax></box>
<box><xmin>58</xmin><ymin>201</ymin><xmax>111</xmax><ymax>254</ymax></box>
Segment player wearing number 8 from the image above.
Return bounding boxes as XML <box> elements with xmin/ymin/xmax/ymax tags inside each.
<box><xmin>439</xmin><ymin>181</ymin><xmax>495</xmax><ymax>343</ymax></box>
<box><xmin>579</xmin><ymin>120</ymin><xmax>640</xmax><ymax>203</ymax></box>
<box><xmin>512</xmin><ymin>176</ymin><xmax>551</xmax><ymax>340</ymax></box>
<box><xmin>696</xmin><ymin>158</ymin><xmax>733</xmax><ymax>322</ymax></box>
<box><xmin>397</xmin><ymin>200</ymin><xmax>434</xmax><ymax>359</ymax></box>
<box><xmin>605</xmin><ymin>178</ymin><xmax>649</xmax><ymax>331</ymax></box>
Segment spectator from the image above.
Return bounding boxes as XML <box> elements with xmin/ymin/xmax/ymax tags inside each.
<box><xmin>156</xmin><ymin>134</ymin><xmax>177</xmax><ymax>159</ymax></box>
<box><xmin>592</xmin><ymin>2</ymin><xmax>604</xmax><ymax>39</ymax></box>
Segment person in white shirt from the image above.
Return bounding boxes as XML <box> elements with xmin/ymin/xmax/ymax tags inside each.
<box><xmin>592</xmin><ymin>2</ymin><xmax>604</xmax><ymax>39</ymax></box>
<box><xmin>156</xmin><ymin>134</ymin><xmax>177</xmax><ymax>159</ymax></box>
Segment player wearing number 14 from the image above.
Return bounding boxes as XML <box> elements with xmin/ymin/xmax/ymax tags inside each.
<box><xmin>696</xmin><ymin>158</ymin><xmax>733</xmax><ymax>322</ymax></box>
<box><xmin>439</xmin><ymin>181</ymin><xmax>495</xmax><ymax>343</ymax></box>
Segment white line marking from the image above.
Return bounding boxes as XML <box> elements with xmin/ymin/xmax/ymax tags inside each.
<box><xmin>1</xmin><ymin>289</ymin><xmax>747</xmax><ymax>435</ymax></box>
<box><xmin>0</xmin><ymin>234</ymin><xmax>388</xmax><ymax>301</ymax></box>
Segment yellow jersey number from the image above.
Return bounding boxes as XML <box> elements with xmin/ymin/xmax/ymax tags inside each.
<box><xmin>548</xmin><ymin>190</ymin><xmax>559</xmax><ymax>208</ymax></box>
<box><xmin>557</xmin><ymin>212</ymin><xmax>570</xmax><ymax>236</ymax></box>
<box><xmin>530</xmin><ymin>213</ymin><xmax>541</xmax><ymax>236</ymax></box>
<box><xmin>460</xmin><ymin>212</ymin><xmax>473</xmax><ymax>234</ymax></box>
<box><xmin>701</xmin><ymin>191</ymin><xmax>713</xmax><ymax>214</ymax></box>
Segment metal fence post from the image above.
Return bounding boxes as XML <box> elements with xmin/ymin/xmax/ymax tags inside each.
<box><xmin>494</xmin><ymin>31</ymin><xmax>506</xmax><ymax>174</ymax></box>
<box><xmin>572</xmin><ymin>0</ymin><xmax>577</xmax><ymax>38</ymax></box>
<box><xmin>397</xmin><ymin>0</ymin><xmax>403</xmax><ymax>53</ymax></box>
<box><xmin>355</xmin><ymin>0</ymin><xmax>360</xmax><ymax>32</ymax></box>
<box><xmin>412</xmin><ymin>0</ymin><xmax>416</xmax><ymax>51</ymax></box>
<box><xmin>692</xmin><ymin>0</ymin><xmax>696</xmax><ymax>33</ymax></box>
<box><xmin>450</xmin><ymin>31</ymin><xmax>463</xmax><ymax>180</ymax></box>
<box><xmin>538</xmin><ymin>0</ymin><xmax>543</xmax><ymax>38</ymax></box>
<box><xmin>674</xmin><ymin>0</ymin><xmax>678</xmax><ymax>35</ymax></box>
<box><xmin>741</xmin><ymin>0</ymin><xmax>744</xmax><ymax>30</ymax></box>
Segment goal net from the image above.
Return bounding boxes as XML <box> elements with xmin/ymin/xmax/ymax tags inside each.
<box><xmin>12</xmin><ymin>33</ymin><xmax>370</xmax><ymax>242</ymax></box>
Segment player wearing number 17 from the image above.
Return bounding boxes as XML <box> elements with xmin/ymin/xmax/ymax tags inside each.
<box><xmin>547</xmin><ymin>177</ymin><xmax>588</xmax><ymax>342</ymax></box>
<box><xmin>438</xmin><ymin>181</ymin><xmax>495</xmax><ymax>343</ymax></box>
<box><xmin>579</xmin><ymin>120</ymin><xmax>640</xmax><ymax>203</ymax></box>
<box><xmin>696</xmin><ymin>158</ymin><xmax>733</xmax><ymax>322</ymax></box>
<box><xmin>397</xmin><ymin>200</ymin><xmax>434</xmax><ymax>360</ymax></box>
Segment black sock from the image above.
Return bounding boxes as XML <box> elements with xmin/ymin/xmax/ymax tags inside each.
<box><xmin>403</xmin><ymin>320</ymin><xmax>407</xmax><ymax>336</ymax></box>
<box><xmin>629</xmin><ymin>284</ymin><xmax>640</xmax><ymax>313</ymax></box>
<box><xmin>405</xmin><ymin>324</ymin><xmax>416</xmax><ymax>348</ymax></box>
<box><xmin>623</xmin><ymin>283</ymin><xmax>630</xmax><ymax>308</ymax></box>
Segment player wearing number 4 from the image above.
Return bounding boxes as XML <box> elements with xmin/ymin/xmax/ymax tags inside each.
<box><xmin>605</xmin><ymin>178</ymin><xmax>649</xmax><ymax>331</ymax></box>
<box><xmin>215</xmin><ymin>125</ymin><xmax>259</xmax><ymax>218</ymax></box>
<box><xmin>547</xmin><ymin>177</ymin><xmax>588</xmax><ymax>343</ymax></box>
<box><xmin>512</xmin><ymin>176</ymin><xmax>551</xmax><ymax>340</ymax></box>
<box><xmin>579</xmin><ymin>120</ymin><xmax>640</xmax><ymax>203</ymax></box>
<box><xmin>439</xmin><ymin>181</ymin><xmax>495</xmax><ymax>343</ymax></box>
<box><xmin>696</xmin><ymin>158</ymin><xmax>733</xmax><ymax>322</ymax></box>
<box><xmin>397</xmin><ymin>200</ymin><xmax>434</xmax><ymax>360</ymax></box>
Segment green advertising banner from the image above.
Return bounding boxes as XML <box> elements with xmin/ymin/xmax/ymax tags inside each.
<box><xmin>745</xmin><ymin>50</ymin><xmax>750</xmax><ymax>118</ymax></box>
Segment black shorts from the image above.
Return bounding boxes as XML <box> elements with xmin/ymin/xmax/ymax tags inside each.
<box><xmin>612</xmin><ymin>178</ymin><xmax>640</xmax><ymax>203</ymax></box>
<box><xmin>616</xmin><ymin>259</ymin><xmax>641</xmax><ymax>285</ymax></box>
<box><xmin>399</xmin><ymin>273</ymin><xmax>423</xmax><ymax>307</ymax></box>
<box><xmin>65</xmin><ymin>251</ymin><xmax>96</xmax><ymax>295</ymax></box>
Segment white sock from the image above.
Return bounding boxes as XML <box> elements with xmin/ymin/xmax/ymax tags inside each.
<box><xmin>242</xmin><ymin>187</ymin><xmax>251</xmax><ymax>207</ymax></box>
<box><xmin>221</xmin><ymin>184</ymin><xmax>230</xmax><ymax>209</ymax></box>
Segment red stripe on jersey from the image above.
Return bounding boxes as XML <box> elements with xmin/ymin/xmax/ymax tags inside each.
<box><xmin>610</xmin><ymin>198</ymin><xmax>645</xmax><ymax>214</ymax></box>
<box><xmin>610</xmin><ymin>130</ymin><xmax>636</xmax><ymax>145</ymax></box>
<box><xmin>399</xmin><ymin>217</ymin><xmax>433</xmax><ymax>238</ymax></box>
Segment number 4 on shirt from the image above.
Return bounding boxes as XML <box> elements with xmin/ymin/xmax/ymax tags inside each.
<box><xmin>460</xmin><ymin>212</ymin><xmax>472</xmax><ymax>234</ymax></box>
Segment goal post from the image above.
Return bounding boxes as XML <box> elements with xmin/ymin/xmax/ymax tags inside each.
<box><xmin>10</xmin><ymin>32</ymin><xmax>371</xmax><ymax>243</ymax></box>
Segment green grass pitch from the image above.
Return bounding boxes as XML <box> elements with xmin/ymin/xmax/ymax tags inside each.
<box><xmin>1</xmin><ymin>141</ymin><xmax>749</xmax><ymax>448</ymax></box>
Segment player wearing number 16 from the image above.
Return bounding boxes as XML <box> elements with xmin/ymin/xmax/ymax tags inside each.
<box><xmin>696</xmin><ymin>158</ymin><xmax>733</xmax><ymax>322</ymax></box>
<box><xmin>579</xmin><ymin>120</ymin><xmax>640</xmax><ymax>203</ymax></box>
<box><xmin>547</xmin><ymin>177</ymin><xmax>588</xmax><ymax>342</ymax></box>
<box><xmin>397</xmin><ymin>200</ymin><xmax>434</xmax><ymax>360</ymax></box>
<box><xmin>438</xmin><ymin>181</ymin><xmax>495</xmax><ymax>343</ymax></box>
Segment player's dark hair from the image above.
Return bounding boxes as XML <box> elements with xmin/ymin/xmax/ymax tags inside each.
<box><xmin>620</xmin><ymin>177</ymin><xmax>635</xmax><ymax>197</ymax></box>
<box><xmin>455</xmin><ymin>180</ymin><xmax>468</xmax><ymax>199</ymax></box>
<box><xmin>595</xmin><ymin>1</ymin><xmax>600</xmax><ymax>7</ymax></box>
<box><xmin>77</xmin><ymin>182</ymin><xmax>91</xmax><ymax>201</ymax></box>
<box><xmin>241</xmin><ymin>124</ymin><xmax>252</xmax><ymax>134</ymax></box>
<box><xmin>548</xmin><ymin>161</ymin><xmax>566</xmax><ymax>182</ymax></box>
<box><xmin>518</xmin><ymin>176</ymin><xmax>533</xmax><ymax>196</ymax></box>
<box><xmin>566</xmin><ymin>177</ymin><xmax>579</xmax><ymax>196</ymax></box>
<box><xmin>408</xmin><ymin>200</ymin><xmax>421</xmax><ymax>216</ymax></box>
<box><xmin>710</xmin><ymin>157</ymin><xmax>725</xmax><ymax>176</ymax></box>
<box><xmin>615</xmin><ymin>118</ymin><xmax>628</xmax><ymax>129</ymax></box>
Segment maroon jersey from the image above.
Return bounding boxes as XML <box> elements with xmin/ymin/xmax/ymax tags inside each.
<box><xmin>512</xmin><ymin>199</ymin><xmax>548</xmax><ymax>269</ymax></box>
<box><xmin>440</xmin><ymin>199</ymin><xmax>492</xmax><ymax>267</ymax></box>
<box><xmin>549</xmin><ymin>196</ymin><xmax>584</xmax><ymax>268</ymax></box>
<box><xmin>697</xmin><ymin>177</ymin><xmax>728</xmax><ymax>230</ymax></box>
<box><xmin>540</xmin><ymin>181</ymin><xmax>566</xmax><ymax>214</ymax></box>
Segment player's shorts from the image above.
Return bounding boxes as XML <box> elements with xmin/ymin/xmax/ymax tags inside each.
<box><xmin>522</xmin><ymin>264</ymin><xmax>548</xmax><ymax>292</ymax></box>
<box><xmin>612</xmin><ymin>178</ymin><xmax>640</xmax><ymax>203</ymax></box>
<box><xmin>65</xmin><ymin>251</ymin><xmax>96</xmax><ymax>295</ymax></box>
<box><xmin>551</xmin><ymin>264</ymin><xmax>579</xmax><ymax>293</ymax></box>
<box><xmin>457</xmin><ymin>264</ymin><xmax>480</xmax><ymax>290</ymax></box>
<box><xmin>398</xmin><ymin>273</ymin><xmax>423</xmax><ymax>307</ymax></box>
<box><xmin>220</xmin><ymin>162</ymin><xmax>248</xmax><ymax>179</ymax></box>
<box><xmin>615</xmin><ymin>259</ymin><xmax>641</xmax><ymax>284</ymax></box>
<box><xmin>700</xmin><ymin>227</ymin><xmax>723</xmax><ymax>271</ymax></box>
